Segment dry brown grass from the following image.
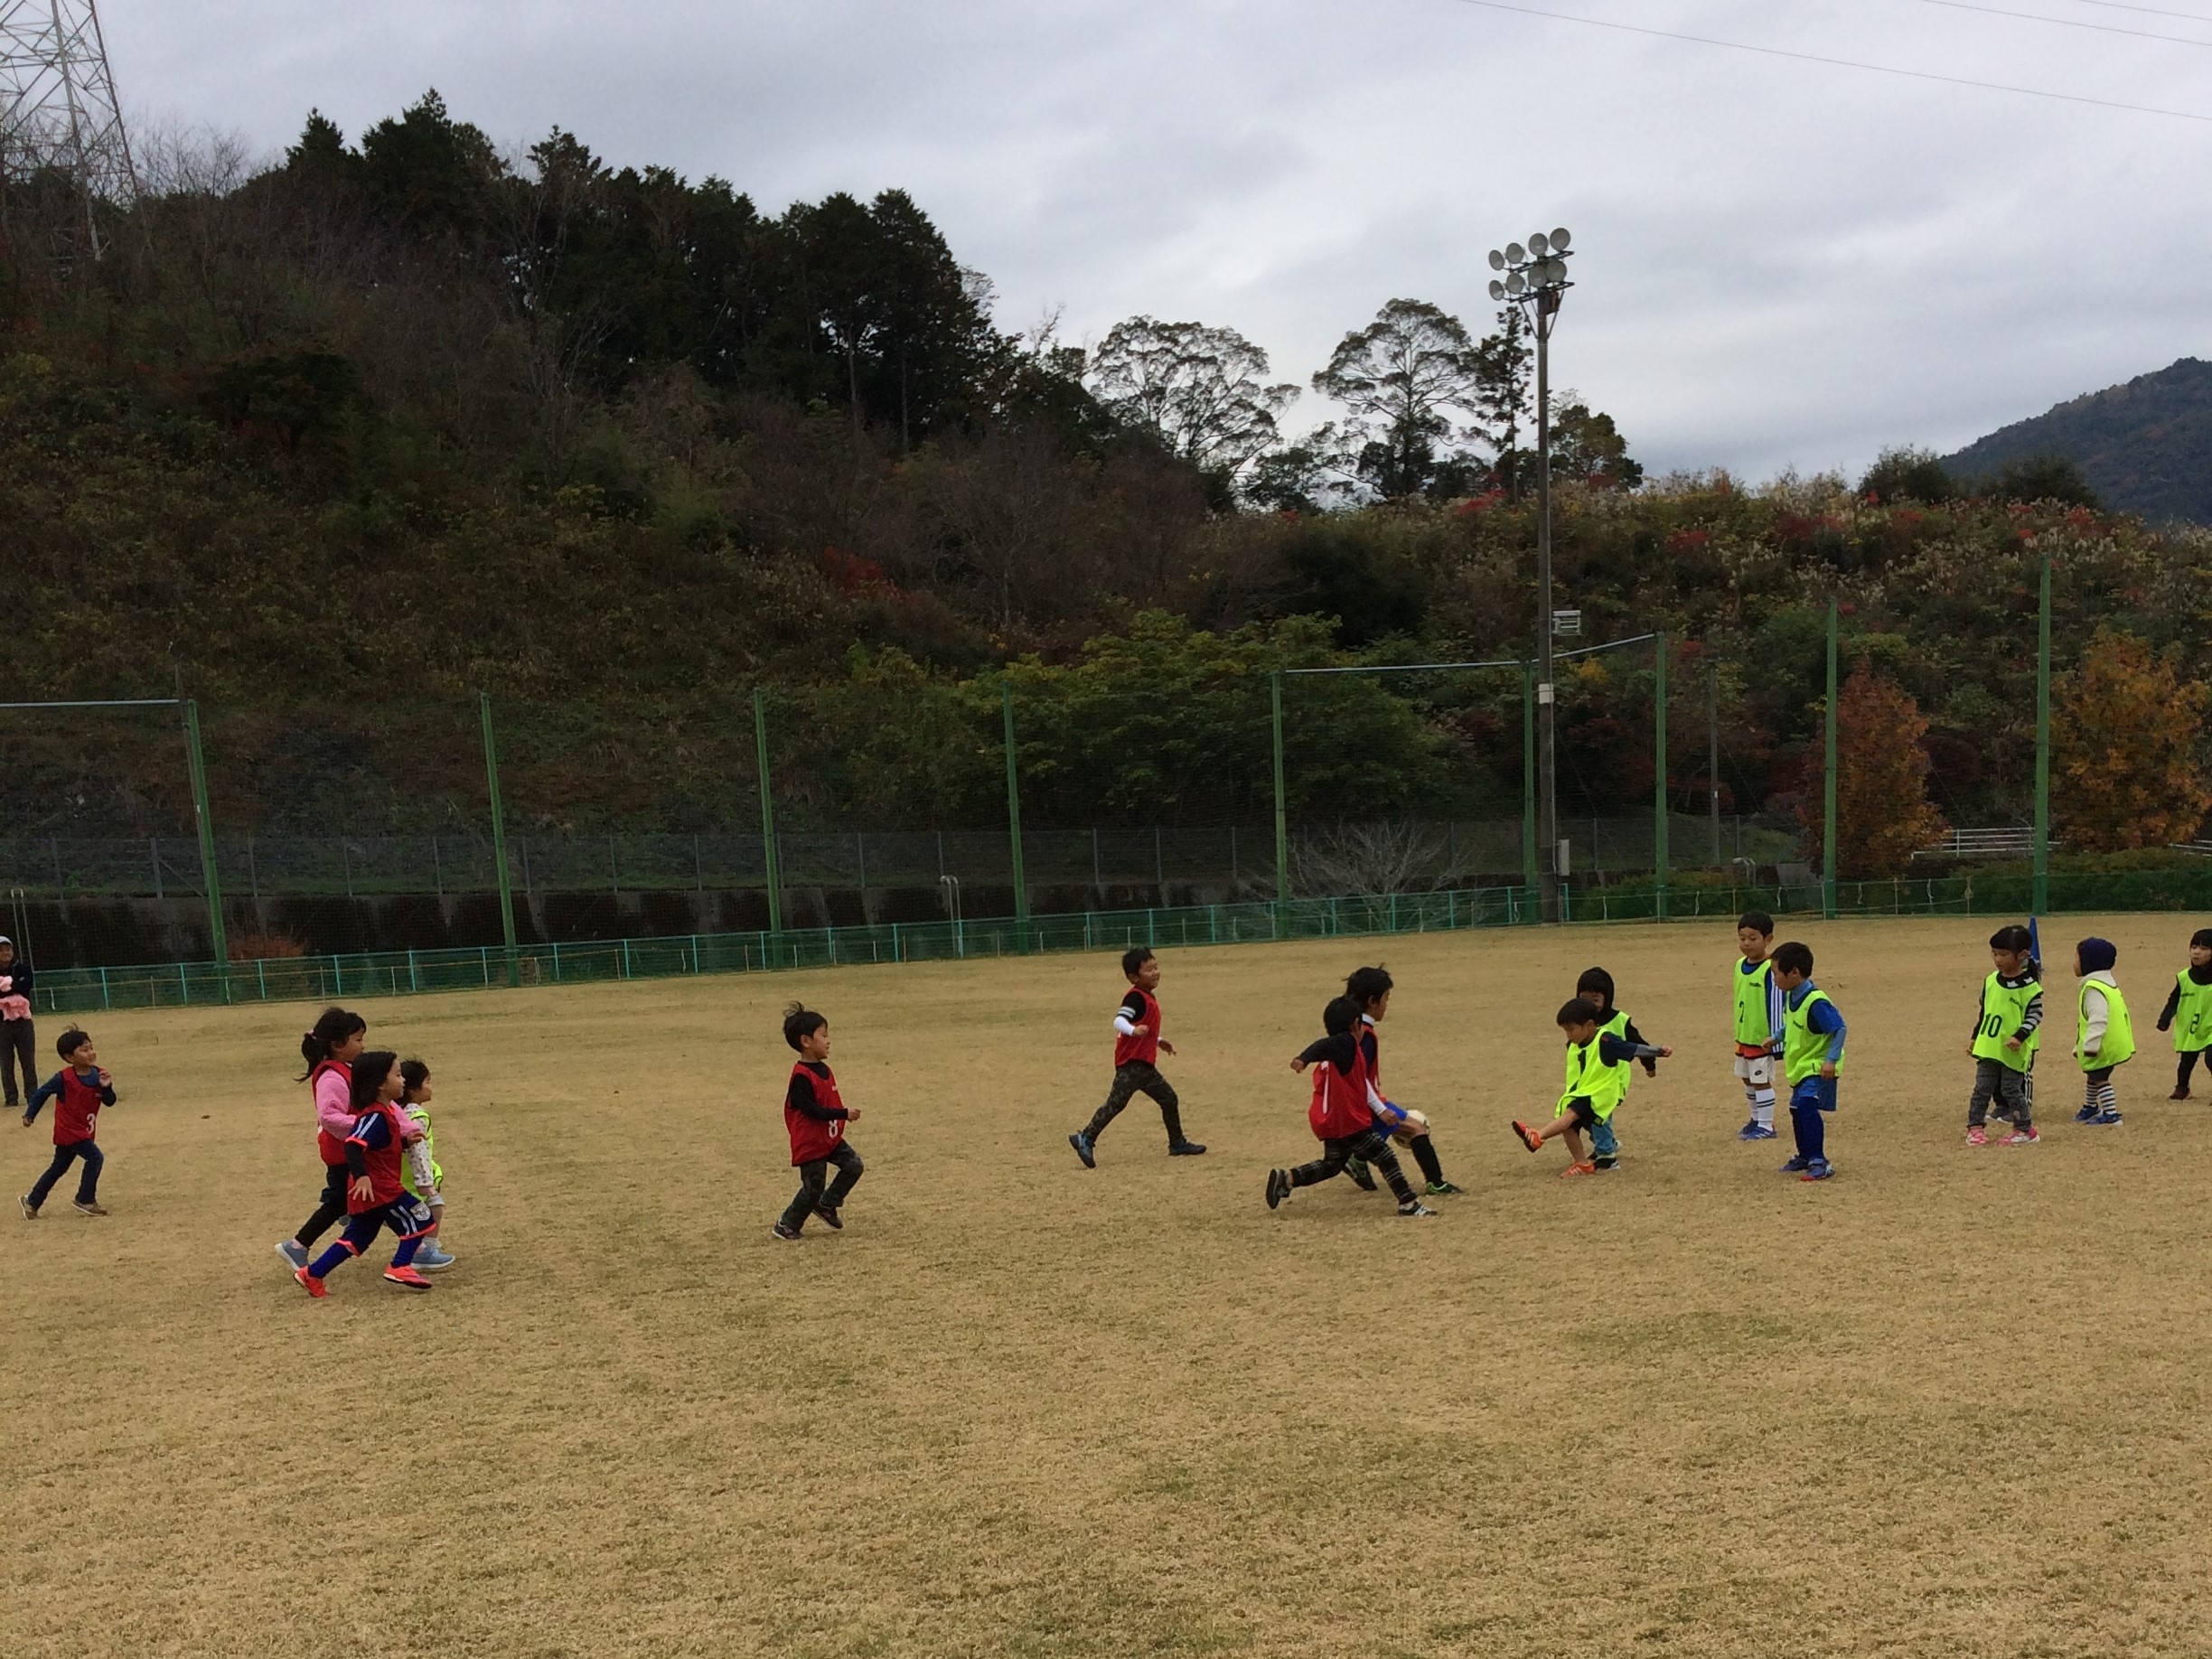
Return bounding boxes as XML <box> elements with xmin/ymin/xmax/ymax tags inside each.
<box><xmin>6</xmin><ymin>914</ymin><xmax>2212</xmax><ymax>1658</ymax></box>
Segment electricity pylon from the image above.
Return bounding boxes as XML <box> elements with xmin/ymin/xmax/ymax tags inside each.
<box><xmin>0</xmin><ymin>0</ymin><xmax>136</xmax><ymax>253</ymax></box>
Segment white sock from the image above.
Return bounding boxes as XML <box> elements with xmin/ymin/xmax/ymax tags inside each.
<box><xmin>1752</xmin><ymin>1091</ymin><xmax>1776</xmax><ymax>1129</ymax></box>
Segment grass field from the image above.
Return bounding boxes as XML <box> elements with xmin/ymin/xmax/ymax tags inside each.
<box><xmin>7</xmin><ymin>914</ymin><xmax>2212</xmax><ymax>1658</ymax></box>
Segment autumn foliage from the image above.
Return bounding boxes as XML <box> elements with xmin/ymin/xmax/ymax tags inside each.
<box><xmin>1803</xmin><ymin>663</ymin><xmax>1947</xmax><ymax>877</ymax></box>
<box><xmin>2053</xmin><ymin>630</ymin><xmax>2212</xmax><ymax>851</ymax></box>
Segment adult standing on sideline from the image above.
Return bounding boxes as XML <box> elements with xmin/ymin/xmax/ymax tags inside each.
<box><xmin>0</xmin><ymin>936</ymin><xmax>34</xmax><ymax>1112</ymax></box>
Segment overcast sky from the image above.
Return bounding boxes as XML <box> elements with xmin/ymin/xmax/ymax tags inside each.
<box><xmin>103</xmin><ymin>0</ymin><xmax>2212</xmax><ymax>481</ymax></box>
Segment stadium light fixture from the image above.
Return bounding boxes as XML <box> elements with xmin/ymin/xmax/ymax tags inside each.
<box><xmin>1486</xmin><ymin>227</ymin><xmax>1578</xmax><ymax>923</ymax></box>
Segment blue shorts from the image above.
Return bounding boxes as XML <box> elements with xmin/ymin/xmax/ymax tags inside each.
<box><xmin>1791</xmin><ymin>1076</ymin><xmax>1839</xmax><ymax>1113</ymax></box>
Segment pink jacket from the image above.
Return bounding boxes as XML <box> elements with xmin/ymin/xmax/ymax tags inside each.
<box><xmin>314</xmin><ymin>1068</ymin><xmax>354</xmax><ymax>1142</ymax></box>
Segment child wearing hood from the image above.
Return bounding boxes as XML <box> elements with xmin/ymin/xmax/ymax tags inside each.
<box><xmin>2073</xmin><ymin>937</ymin><xmax>2132</xmax><ymax>1127</ymax></box>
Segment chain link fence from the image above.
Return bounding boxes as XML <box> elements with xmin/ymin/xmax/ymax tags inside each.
<box><xmin>1</xmin><ymin>815</ymin><xmax>1800</xmax><ymax>901</ymax></box>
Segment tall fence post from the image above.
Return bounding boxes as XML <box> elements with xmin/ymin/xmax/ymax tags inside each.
<box><xmin>1001</xmin><ymin>680</ymin><xmax>1028</xmax><ymax>931</ymax></box>
<box><xmin>2034</xmin><ymin>549</ymin><xmax>2052</xmax><ymax>917</ymax></box>
<box><xmin>1270</xmin><ymin>670</ymin><xmax>1289</xmax><ymax>909</ymax></box>
<box><xmin>1654</xmin><ymin>633</ymin><xmax>1669</xmax><ymax>923</ymax></box>
<box><xmin>183</xmin><ymin>699</ymin><xmax>230</xmax><ymax>1000</ymax></box>
<box><xmin>1709</xmin><ymin>662</ymin><xmax>1722</xmax><ymax>869</ymax></box>
<box><xmin>480</xmin><ymin>692</ymin><xmax>521</xmax><ymax>988</ymax></box>
<box><xmin>1522</xmin><ymin>662</ymin><xmax>1538</xmax><ymax>895</ymax></box>
<box><xmin>1823</xmin><ymin>600</ymin><xmax>1840</xmax><ymax>921</ymax></box>
<box><xmin>754</xmin><ymin>687</ymin><xmax>783</xmax><ymax>938</ymax></box>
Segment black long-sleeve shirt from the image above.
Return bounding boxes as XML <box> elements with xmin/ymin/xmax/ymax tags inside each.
<box><xmin>1297</xmin><ymin>1033</ymin><xmax>1358</xmax><ymax>1074</ymax></box>
<box><xmin>2160</xmin><ymin>964</ymin><xmax>2212</xmax><ymax>1030</ymax></box>
<box><xmin>784</xmin><ymin>1061</ymin><xmax>849</xmax><ymax>1121</ymax></box>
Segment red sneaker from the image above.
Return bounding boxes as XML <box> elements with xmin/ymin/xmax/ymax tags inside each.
<box><xmin>1559</xmin><ymin>1160</ymin><xmax>1598</xmax><ymax>1178</ymax></box>
<box><xmin>382</xmin><ymin>1265</ymin><xmax>433</xmax><ymax>1291</ymax></box>
<box><xmin>1512</xmin><ymin>1120</ymin><xmax>1543</xmax><ymax>1153</ymax></box>
<box><xmin>295</xmin><ymin>1267</ymin><xmax>327</xmax><ymax>1298</ymax></box>
<box><xmin>1964</xmin><ymin>1125</ymin><xmax>1988</xmax><ymax>1147</ymax></box>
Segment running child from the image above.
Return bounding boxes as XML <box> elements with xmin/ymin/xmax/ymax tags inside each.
<box><xmin>294</xmin><ymin>1051</ymin><xmax>439</xmax><ymax>1295</ymax></box>
<box><xmin>399</xmin><ymin>1059</ymin><xmax>455</xmax><ymax>1270</ymax></box>
<box><xmin>1965</xmin><ymin>923</ymin><xmax>2042</xmax><ymax>1147</ymax></box>
<box><xmin>774</xmin><ymin>1002</ymin><xmax>865</xmax><ymax>1241</ymax></box>
<box><xmin>1574</xmin><ymin>966</ymin><xmax>1664</xmax><ymax>1170</ymax></box>
<box><xmin>1730</xmin><ymin>912</ymin><xmax>1786</xmax><ymax>1140</ymax></box>
<box><xmin>19</xmin><ymin>1026</ymin><xmax>115</xmax><ymax>1218</ymax></box>
<box><xmin>1771</xmin><ymin>942</ymin><xmax>1845</xmax><ymax>1181</ymax></box>
<box><xmin>2073</xmin><ymin>937</ymin><xmax>2132</xmax><ymax>1127</ymax></box>
<box><xmin>2155</xmin><ymin>929</ymin><xmax>2212</xmax><ymax>1100</ymax></box>
<box><xmin>1070</xmin><ymin>947</ymin><xmax>1204</xmax><ymax>1167</ymax></box>
<box><xmin>1266</xmin><ymin>996</ymin><xmax>1436</xmax><ymax>1217</ymax></box>
<box><xmin>1344</xmin><ymin>964</ymin><xmax>1459</xmax><ymax>1195</ymax></box>
<box><xmin>1512</xmin><ymin>998</ymin><xmax>1670</xmax><ymax>1177</ymax></box>
<box><xmin>276</xmin><ymin>1008</ymin><xmax>368</xmax><ymax>1270</ymax></box>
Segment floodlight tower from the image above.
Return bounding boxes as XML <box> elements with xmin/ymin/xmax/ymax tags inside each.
<box><xmin>1488</xmin><ymin>228</ymin><xmax>1575</xmax><ymax>923</ymax></box>
<box><xmin>0</xmin><ymin>0</ymin><xmax>136</xmax><ymax>254</ymax></box>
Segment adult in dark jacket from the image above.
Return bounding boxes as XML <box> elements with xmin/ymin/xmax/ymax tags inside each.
<box><xmin>0</xmin><ymin>937</ymin><xmax>33</xmax><ymax>1111</ymax></box>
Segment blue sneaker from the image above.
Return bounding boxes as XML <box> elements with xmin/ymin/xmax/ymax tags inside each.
<box><xmin>1739</xmin><ymin>1122</ymin><xmax>1777</xmax><ymax>1141</ymax></box>
<box><xmin>414</xmin><ymin>1242</ymin><xmax>457</xmax><ymax>1270</ymax></box>
<box><xmin>1778</xmin><ymin>1155</ymin><xmax>1811</xmax><ymax>1173</ymax></box>
<box><xmin>1799</xmin><ymin>1159</ymin><xmax>1834</xmax><ymax>1182</ymax></box>
<box><xmin>1069</xmin><ymin>1131</ymin><xmax>1097</xmax><ymax>1169</ymax></box>
<box><xmin>2074</xmin><ymin>1104</ymin><xmax>2100</xmax><ymax>1124</ymax></box>
<box><xmin>276</xmin><ymin>1239</ymin><xmax>309</xmax><ymax>1270</ymax></box>
<box><xmin>2092</xmin><ymin>1110</ymin><xmax>2123</xmax><ymax>1126</ymax></box>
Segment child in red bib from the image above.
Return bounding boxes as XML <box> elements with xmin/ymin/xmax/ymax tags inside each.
<box><xmin>773</xmin><ymin>1002</ymin><xmax>865</xmax><ymax>1241</ymax></box>
<box><xmin>276</xmin><ymin>1007</ymin><xmax>369</xmax><ymax>1272</ymax></box>
<box><xmin>1070</xmin><ymin>947</ymin><xmax>1204</xmax><ymax>1168</ymax></box>
<box><xmin>1265</xmin><ymin>998</ymin><xmax>1437</xmax><ymax>1218</ymax></box>
<box><xmin>295</xmin><ymin>1052</ymin><xmax>439</xmax><ymax>1296</ymax></box>
<box><xmin>20</xmin><ymin>1026</ymin><xmax>116</xmax><ymax>1218</ymax></box>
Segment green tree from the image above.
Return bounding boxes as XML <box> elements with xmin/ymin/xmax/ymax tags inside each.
<box><xmin>1312</xmin><ymin>299</ymin><xmax>1478</xmax><ymax>500</ymax></box>
<box><xmin>1859</xmin><ymin>445</ymin><xmax>1955</xmax><ymax>505</ymax></box>
<box><xmin>1087</xmin><ymin>316</ymin><xmax>1298</xmax><ymax>487</ymax></box>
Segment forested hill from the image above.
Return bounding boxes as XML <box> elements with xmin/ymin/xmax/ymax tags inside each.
<box><xmin>5</xmin><ymin>92</ymin><xmax>2211</xmax><ymax>856</ymax></box>
<box><xmin>1943</xmin><ymin>357</ymin><xmax>2212</xmax><ymax>527</ymax></box>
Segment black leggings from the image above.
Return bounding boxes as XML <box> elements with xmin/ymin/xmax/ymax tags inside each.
<box><xmin>780</xmin><ymin>1144</ymin><xmax>865</xmax><ymax>1233</ymax></box>
<box><xmin>295</xmin><ymin>1163</ymin><xmax>350</xmax><ymax>1248</ymax></box>
<box><xmin>2181</xmin><ymin>1050</ymin><xmax>2207</xmax><ymax>1091</ymax></box>
<box><xmin>29</xmin><ymin>1139</ymin><xmax>102</xmax><ymax>1207</ymax></box>
<box><xmin>1289</xmin><ymin>1129</ymin><xmax>1417</xmax><ymax>1205</ymax></box>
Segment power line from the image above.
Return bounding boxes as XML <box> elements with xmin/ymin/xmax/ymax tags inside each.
<box><xmin>1446</xmin><ymin>0</ymin><xmax>2212</xmax><ymax>125</ymax></box>
<box><xmin>1926</xmin><ymin>0</ymin><xmax>2212</xmax><ymax>46</ymax></box>
<box><xmin>2061</xmin><ymin>0</ymin><xmax>2212</xmax><ymax>23</ymax></box>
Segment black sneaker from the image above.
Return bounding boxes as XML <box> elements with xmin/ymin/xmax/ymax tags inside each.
<box><xmin>772</xmin><ymin>1222</ymin><xmax>803</xmax><ymax>1242</ymax></box>
<box><xmin>1778</xmin><ymin>1156</ymin><xmax>1811</xmax><ymax>1174</ymax></box>
<box><xmin>1425</xmin><ymin>1179</ymin><xmax>1464</xmax><ymax>1195</ymax></box>
<box><xmin>1069</xmin><ymin>1131</ymin><xmax>1097</xmax><ymax>1169</ymax></box>
<box><xmin>1396</xmin><ymin>1200</ymin><xmax>1439</xmax><ymax>1218</ymax></box>
<box><xmin>814</xmin><ymin>1204</ymin><xmax>842</xmax><ymax>1231</ymax></box>
<box><xmin>1167</xmin><ymin>1140</ymin><xmax>1207</xmax><ymax>1157</ymax></box>
<box><xmin>1591</xmin><ymin>1158</ymin><xmax>1618</xmax><ymax>1171</ymax></box>
<box><xmin>1265</xmin><ymin>1168</ymin><xmax>1290</xmax><ymax>1210</ymax></box>
<box><xmin>1345</xmin><ymin>1156</ymin><xmax>1379</xmax><ymax>1192</ymax></box>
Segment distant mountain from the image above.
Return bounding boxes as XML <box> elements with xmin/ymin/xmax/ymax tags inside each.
<box><xmin>1943</xmin><ymin>357</ymin><xmax>2212</xmax><ymax>526</ymax></box>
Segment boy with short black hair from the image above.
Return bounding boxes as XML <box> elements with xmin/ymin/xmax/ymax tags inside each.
<box><xmin>1965</xmin><ymin>923</ymin><xmax>2042</xmax><ymax>1148</ymax></box>
<box><xmin>1266</xmin><ymin>996</ymin><xmax>1435</xmax><ymax>1217</ymax></box>
<box><xmin>1730</xmin><ymin>913</ymin><xmax>1786</xmax><ymax>1141</ymax></box>
<box><xmin>20</xmin><ymin>1026</ymin><xmax>114</xmax><ymax>1218</ymax></box>
<box><xmin>774</xmin><ymin>1002</ymin><xmax>865</xmax><ymax>1241</ymax></box>
<box><xmin>1345</xmin><ymin>964</ymin><xmax>1459</xmax><ymax>1195</ymax></box>
<box><xmin>2155</xmin><ymin>929</ymin><xmax>2212</xmax><ymax>1101</ymax></box>
<box><xmin>1770</xmin><ymin>942</ymin><xmax>1846</xmax><ymax>1181</ymax></box>
<box><xmin>1512</xmin><ymin>998</ymin><xmax>1670</xmax><ymax>1177</ymax></box>
<box><xmin>1070</xmin><ymin>947</ymin><xmax>1204</xmax><ymax>1167</ymax></box>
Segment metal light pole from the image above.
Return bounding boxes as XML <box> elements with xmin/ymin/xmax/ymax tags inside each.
<box><xmin>1490</xmin><ymin>228</ymin><xmax>1576</xmax><ymax>923</ymax></box>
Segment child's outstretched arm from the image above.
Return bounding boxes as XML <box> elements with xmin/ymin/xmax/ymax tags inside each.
<box><xmin>22</xmin><ymin>1071</ymin><xmax>62</xmax><ymax>1127</ymax></box>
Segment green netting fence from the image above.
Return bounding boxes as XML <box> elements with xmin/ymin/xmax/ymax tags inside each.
<box><xmin>22</xmin><ymin>869</ymin><xmax>2212</xmax><ymax>1017</ymax></box>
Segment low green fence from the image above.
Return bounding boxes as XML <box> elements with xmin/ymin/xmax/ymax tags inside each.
<box><xmin>23</xmin><ymin>869</ymin><xmax>2212</xmax><ymax>1016</ymax></box>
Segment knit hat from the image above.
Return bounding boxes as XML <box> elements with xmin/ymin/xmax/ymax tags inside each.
<box><xmin>2077</xmin><ymin>936</ymin><xmax>2118</xmax><ymax>973</ymax></box>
